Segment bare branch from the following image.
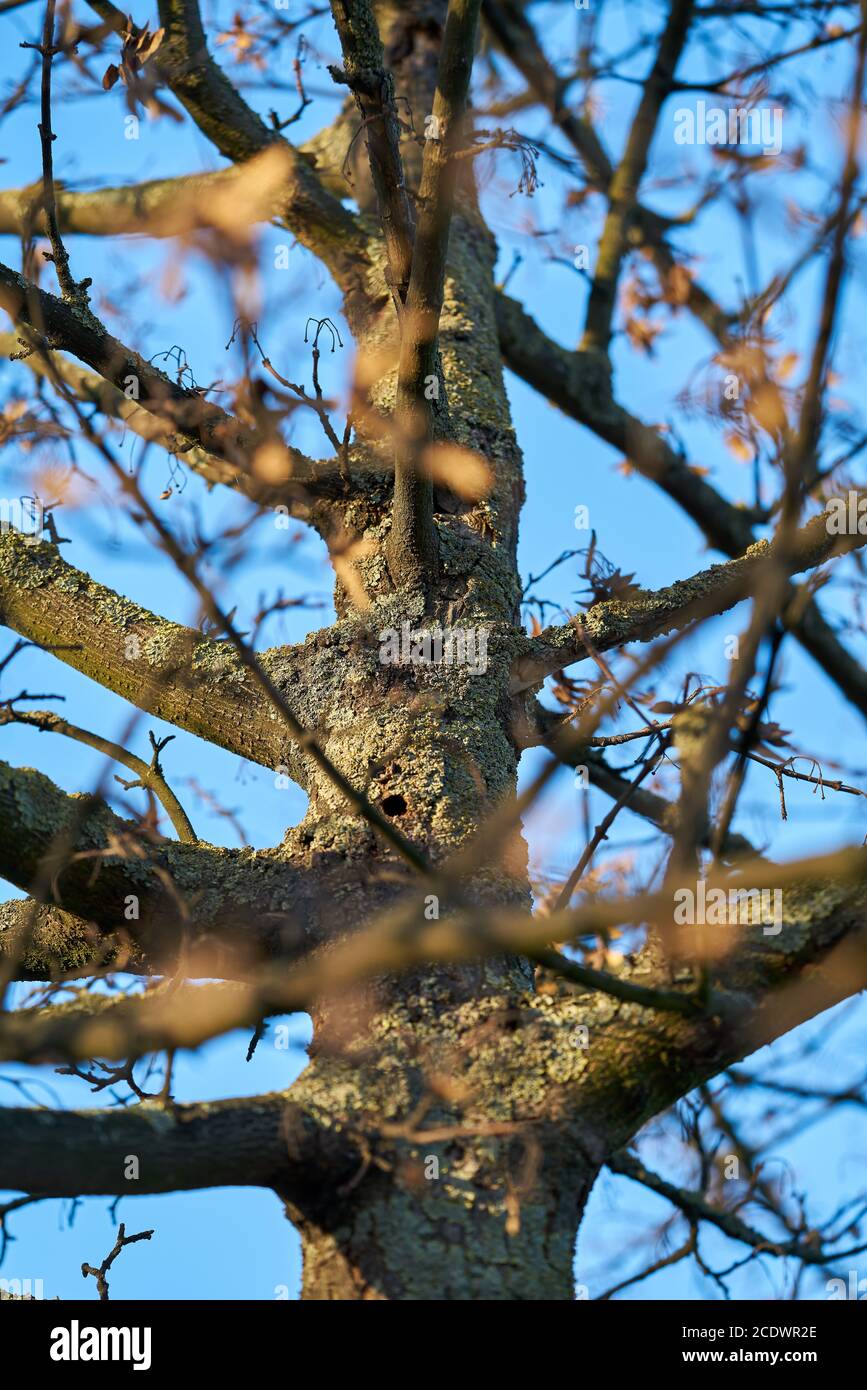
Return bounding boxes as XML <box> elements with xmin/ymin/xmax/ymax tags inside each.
<box><xmin>495</xmin><ymin>292</ymin><xmax>867</xmax><ymax>717</ymax></box>
<box><xmin>0</xmin><ymin>157</ymin><xmax>369</xmax><ymax>296</ymax></box>
<box><xmin>582</xmin><ymin>0</ymin><xmax>695</xmax><ymax>354</ymax></box>
<box><xmin>82</xmin><ymin>1223</ymin><xmax>154</xmax><ymax>1300</ymax></box>
<box><xmin>34</xmin><ymin>0</ymin><xmax>96</xmax><ymax>319</ymax></box>
<box><xmin>483</xmin><ymin>0</ymin><xmax>732</xmax><ymax>341</ymax></box>
<box><xmin>0</xmin><ymin>531</ymin><xmax>284</xmax><ymax>770</ymax></box>
<box><xmin>388</xmin><ymin>0</ymin><xmax>483</xmax><ymax>591</ymax></box>
<box><xmin>0</xmin><ymin>980</ymin><xmax>274</xmax><ymax>1063</ymax></box>
<box><xmin>0</xmin><ymin>1091</ymin><xmax>361</xmax><ymax>1200</ymax></box>
<box><xmin>0</xmin><ymin>330</ymin><xmax>358</xmax><ymax>533</ymax></box>
<box><xmin>0</xmin><ymin>758</ymin><xmax>357</xmax><ymax>982</ymax></box>
<box><xmin>608</xmin><ymin>1149</ymin><xmax>860</xmax><ymax>1268</ymax></box>
<box><xmin>329</xmin><ymin>0</ymin><xmax>415</xmax><ymax>305</ymax></box>
<box><xmin>791</xmin><ymin>17</ymin><xmax>867</xmax><ymax>478</ymax></box>
<box><xmin>0</xmin><ymin>710</ymin><xmax>196</xmax><ymax>843</ymax></box>
<box><xmin>0</xmin><ymin>265</ymin><xmax>320</xmax><ymax>482</ymax></box>
<box><xmin>523</xmin><ymin>701</ymin><xmax>755</xmax><ymax>858</ymax></box>
<box><xmin>510</xmin><ymin>502</ymin><xmax>867</xmax><ymax>692</ymax></box>
<box><xmin>152</xmin><ymin>0</ymin><xmax>366</xmax><ymax>290</ymax></box>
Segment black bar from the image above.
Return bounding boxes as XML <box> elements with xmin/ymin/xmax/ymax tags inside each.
<box><xmin>4</xmin><ymin>1296</ymin><xmax>863</xmax><ymax>1375</ymax></box>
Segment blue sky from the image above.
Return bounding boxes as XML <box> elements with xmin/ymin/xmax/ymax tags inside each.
<box><xmin>1</xmin><ymin>0</ymin><xmax>865</xmax><ymax>1299</ymax></box>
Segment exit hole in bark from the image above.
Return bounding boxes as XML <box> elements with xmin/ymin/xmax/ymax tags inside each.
<box><xmin>381</xmin><ymin>793</ymin><xmax>408</xmax><ymax>817</ymax></box>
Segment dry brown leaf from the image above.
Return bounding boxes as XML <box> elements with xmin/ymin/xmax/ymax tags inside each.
<box><xmin>749</xmin><ymin>382</ymin><xmax>787</xmax><ymax>434</ymax></box>
<box><xmin>32</xmin><ymin>464</ymin><xmax>86</xmax><ymax>510</ymax></box>
<box><xmin>352</xmin><ymin>343</ymin><xmax>400</xmax><ymax>392</ymax></box>
<box><xmin>664</xmin><ymin>263</ymin><xmax>693</xmax><ymax>306</ymax></box>
<box><xmin>252</xmin><ymin>442</ymin><xmax>292</xmax><ymax>483</ymax></box>
<box><xmin>135</xmin><ymin>25</ymin><xmax>165</xmax><ymax>62</ymax></box>
<box><xmin>423</xmin><ymin>443</ymin><xmax>492</xmax><ymax>501</ymax></box>
<box><xmin>724</xmin><ymin>431</ymin><xmax>753</xmax><ymax>462</ymax></box>
<box><xmin>330</xmin><ymin>536</ymin><xmax>374</xmax><ymax>611</ymax></box>
<box><xmin>139</xmin><ymin>147</ymin><xmax>296</xmax><ymax>242</ymax></box>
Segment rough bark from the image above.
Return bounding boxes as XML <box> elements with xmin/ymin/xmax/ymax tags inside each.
<box><xmin>1</xmin><ymin>0</ymin><xmax>865</xmax><ymax>1304</ymax></box>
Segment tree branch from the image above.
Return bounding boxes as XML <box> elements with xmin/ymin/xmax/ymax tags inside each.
<box><xmin>0</xmin><ymin>330</ymin><xmax>361</xmax><ymax>532</ymax></box>
<box><xmin>607</xmin><ymin>1149</ymin><xmax>858</xmax><ymax>1268</ymax></box>
<box><xmin>0</xmin><ymin>760</ymin><xmax>312</xmax><ymax>976</ymax></box>
<box><xmin>0</xmin><ymin>1091</ymin><xmax>360</xmax><ymax>1199</ymax></box>
<box><xmin>549</xmin><ymin>862</ymin><xmax>867</xmax><ymax>1160</ymax></box>
<box><xmin>151</xmin><ymin>0</ymin><xmax>366</xmax><ymax>291</ymax></box>
<box><xmin>0</xmin><ymin>155</ymin><xmax>370</xmax><ymax>295</ymax></box>
<box><xmin>5</xmin><ymin>835</ymin><xmax>864</xmax><ymax>1061</ymax></box>
<box><xmin>482</xmin><ymin>0</ymin><xmax>732</xmax><ymax>341</ymax></box>
<box><xmin>329</xmin><ymin>0</ymin><xmax>415</xmax><ymax>305</ymax></box>
<box><xmin>0</xmin><ymin>711</ymin><xmax>196</xmax><ymax>842</ymax></box>
<box><xmin>522</xmin><ymin>706</ymin><xmax>754</xmax><ymax>858</ymax></box>
<box><xmin>0</xmin><ymin>264</ymin><xmax>321</xmax><ymax>483</ymax></box>
<box><xmin>495</xmin><ymin>291</ymin><xmax>758</xmax><ymax>553</ymax></box>
<box><xmin>495</xmin><ymin>291</ymin><xmax>867</xmax><ymax>717</ymax></box>
<box><xmin>0</xmin><ymin>899</ymin><xmax>140</xmax><ymax>982</ymax></box>
<box><xmin>387</xmin><ymin>0</ymin><xmax>482</xmax><ymax>591</ymax></box>
<box><xmin>0</xmin><ymin>980</ymin><xmax>275</xmax><ymax>1063</ymax></box>
<box><xmin>36</xmin><ymin>0</ymin><xmax>96</xmax><ymax>318</ymax></box>
<box><xmin>0</xmin><ymin>531</ymin><xmax>288</xmax><ymax>771</ymax></box>
<box><xmin>581</xmin><ymin>0</ymin><xmax>695</xmax><ymax>353</ymax></box>
<box><xmin>82</xmin><ymin>1223</ymin><xmax>153</xmax><ymax>1301</ymax></box>
<box><xmin>510</xmin><ymin>503</ymin><xmax>867</xmax><ymax>692</ymax></box>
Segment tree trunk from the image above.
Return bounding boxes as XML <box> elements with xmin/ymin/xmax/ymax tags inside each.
<box><xmin>269</xmin><ymin>117</ymin><xmax>559</xmax><ymax>1285</ymax></box>
<box><xmin>286</xmin><ymin>989</ymin><xmax>596</xmax><ymax>1300</ymax></box>
<box><xmin>295</xmin><ymin>1174</ymin><xmax>589</xmax><ymax>1300</ymax></box>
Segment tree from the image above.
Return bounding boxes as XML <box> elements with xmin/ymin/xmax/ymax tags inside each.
<box><xmin>0</xmin><ymin>0</ymin><xmax>866</xmax><ymax>1301</ymax></box>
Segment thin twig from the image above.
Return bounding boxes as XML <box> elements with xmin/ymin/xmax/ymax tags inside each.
<box><xmin>0</xmin><ymin>709</ymin><xmax>196</xmax><ymax>842</ymax></box>
<box><xmin>81</xmin><ymin>1223</ymin><xmax>154</xmax><ymax>1300</ymax></box>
